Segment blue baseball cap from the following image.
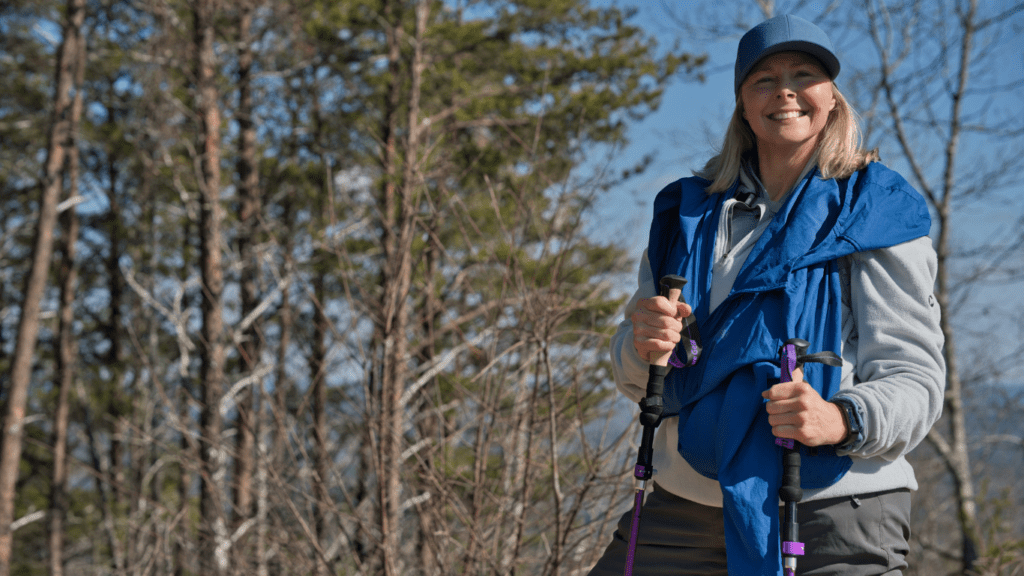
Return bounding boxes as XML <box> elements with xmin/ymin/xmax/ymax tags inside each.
<box><xmin>734</xmin><ymin>14</ymin><xmax>840</xmax><ymax>94</ymax></box>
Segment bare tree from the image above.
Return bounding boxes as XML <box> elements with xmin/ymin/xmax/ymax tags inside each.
<box><xmin>47</xmin><ymin>9</ymin><xmax>87</xmax><ymax>573</ymax></box>
<box><xmin>368</xmin><ymin>1</ymin><xmax>430</xmax><ymax>573</ymax></box>
<box><xmin>0</xmin><ymin>0</ymin><xmax>85</xmax><ymax>572</ymax></box>
<box><xmin>845</xmin><ymin>1</ymin><xmax>1024</xmax><ymax>571</ymax></box>
<box><xmin>191</xmin><ymin>0</ymin><xmax>229</xmax><ymax>571</ymax></box>
<box><xmin>231</xmin><ymin>3</ymin><xmax>262</xmax><ymax>572</ymax></box>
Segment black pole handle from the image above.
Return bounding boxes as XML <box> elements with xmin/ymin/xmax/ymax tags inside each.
<box><xmin>637</xmin><ymin>275</ymin><xmax>686</xmax><ymax>425</ymax></box>
<box><xmin>634</xmin><ymin>275</ymin><xmax>687</xmax><ymax>477</ymax></box>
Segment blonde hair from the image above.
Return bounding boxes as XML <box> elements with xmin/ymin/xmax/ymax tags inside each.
<box><xmin>699</xmin><ymin>84</ymin><xmax>874</xmax><ymax>193</ymax></box>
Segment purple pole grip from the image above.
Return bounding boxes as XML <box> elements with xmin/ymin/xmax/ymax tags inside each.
<box><xmin>634</xmin><ymin>464</ymin><xmax>646</xmax><ymax>479</ymax></box>
<box><xmin>775</xmin><ymin>344</ymin><xmax>799</xmax><ymax>446</ymax></box>
<box><xmin>782</xmin><ymin>541</ymin><xmax>805</xmax><ymax>556</ymax></box>
<box><xmin>775</xmin><ymin>438</ymin><xmax>796</xmax><ymax>449</ymax></box>
<box><xmin>781</xmin><ymin>344</ymin><xmax>797</xmax><ymax>382</ymax></box>
<box><xmin>624</xmin><ymin>490</ymin><xmax>645</xmax><ymax>576</ymax></box>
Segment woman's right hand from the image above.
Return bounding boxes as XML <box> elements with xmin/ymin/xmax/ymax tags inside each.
<box><xmin>630</xmin><ymin>296</ymin><xmax>693</xmax><ymax>363</ymax></box>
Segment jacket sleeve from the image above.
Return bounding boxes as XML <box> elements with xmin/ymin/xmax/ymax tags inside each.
<box><xmin>610</xmin><ymin>250</ymin><xmax>658</xmax><ymax>404</ymax></box>
<box><xmin>833</xmin><ymin>235</ymin><xmax>946</xmax><ymax>460</ymax></box>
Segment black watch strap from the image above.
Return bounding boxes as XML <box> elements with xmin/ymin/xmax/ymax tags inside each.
<box><xmin>832</xmin><ymin>397</ymin><xmax>864</xmax><ymax>451</ymax></box>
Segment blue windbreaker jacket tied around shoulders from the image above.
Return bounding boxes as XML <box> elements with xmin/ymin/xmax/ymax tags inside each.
<box><xmin>645</xmin><ymin>162</ymin><xmax>930</xmax><ymax>575</ymax></box>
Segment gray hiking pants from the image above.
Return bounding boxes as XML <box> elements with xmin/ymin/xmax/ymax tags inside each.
<box><xmin>587</xmin><ymin>483</ymin><xmax>911</xmax><ymax>576</ymax></box>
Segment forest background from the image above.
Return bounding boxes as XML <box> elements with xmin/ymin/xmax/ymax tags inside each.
<box><xmin>1</xmin><ymin>0</ymin><xmax>1023</xmax><ymax>575</ymax></box>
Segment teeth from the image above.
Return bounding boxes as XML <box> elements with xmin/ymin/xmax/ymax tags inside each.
<box><xmin>771</xmin><ymin>111</ymin><xmax>804</xmax><ymax>120</ymax></box>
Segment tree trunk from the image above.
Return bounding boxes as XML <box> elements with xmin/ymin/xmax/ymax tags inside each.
<box><xmin>941</xmin><ymin>3</ymin><xmax>982</xmax><ymax>571</ymax></box>
<box><xmin>268</xmin><ymin>169</ymin><xmax>295</xmax><ymax>576</ymax></box>
<box><xmin>172</xmin><ymin>208</ymin><xmax>197</xmax><ymax>576</ymax></box>
<box><xmin>0</xmin><ymin>0</ymin><xmax>85</xmax><ymax>572</ymax></box>
<box><xmin>85</xmin><ymin>408</ymin><xmax>126</xmax><ymax>575</ymax></box>
<box><xmin>102</xmin><ymin>81</ymin><xmax>129</xmax><ymax>576</ymax></box>
<box><xmin>232</xmin><ymin>4</ymin><xmax>260</xmax><ymax>572</ymax></box>
<box><xmin>136</xmin><ymin>150</ymin><xmax>161</xmax><ymax>576</ymax></box>
<box><xmin>174</xmin><ymin>378</ymin><xmax>193</xmax><ymax>576</ymax></box>
<box><xmin>192</xmin><ymin>0</ymin><xmax>228</xmax><ymax>572</ymax></box>
<box><xmin>927</xmin><ymin>0</ymin><xmax>983</xmax><ymax>570</ymax></box>
<box><xmin>272</xmin><ymin>197</ymin><xmax>294</xmax><ymax>467</ymax></box>
<box><xmin>413</xmin><ymin>231</ymin><xmax>442</xmax><ymax>574</ymax></box>
<box><xmin>374</xmin><ymin>0</ymin><xmax>403</xmax><ymax>568</ymax></box>
<box><xmin>374</xmin><ymin>3</ymin><xmax>428</xmax><ymax>573</ymax></box>
<box><xmin>308</xmin><ymin>58</ymin><xmax>336</xmax><ymax>575</ymax></box>
<box><xmin>311</xmin><ymin>267</ymin><xmax>330</xmax><ymax>576</ymax></box>
<box><xmin>929</xmin><ymin>199</ymin><xmax>982</xmax><ymax>570</ymax></box>
<box><xmin>48</xmin><ymin>10</ymin><xmax>87</xmax><ymax>572</ymax></box>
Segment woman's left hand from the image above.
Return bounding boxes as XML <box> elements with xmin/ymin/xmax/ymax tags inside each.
<box><xmin>762</xmin><ymin>368</ymin><xmax>848</xmax><ymax>447</ymax></box>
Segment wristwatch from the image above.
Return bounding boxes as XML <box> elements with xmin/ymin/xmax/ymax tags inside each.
<box><xmin>831</xmin><ymin>397</ymin><xmax>864</xmax><ymax>451</ymax></box>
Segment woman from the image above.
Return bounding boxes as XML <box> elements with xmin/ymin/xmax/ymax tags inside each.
<box><xmin>589</xmin><ymin>14</ymin><xmax>945</xmax><ymax>576</ymax></box>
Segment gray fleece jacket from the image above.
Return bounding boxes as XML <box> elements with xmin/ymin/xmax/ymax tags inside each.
<box><xmin>611</xmin><ymin>167</ymin><xmax>946</xmax><ymax>505</ymax></box>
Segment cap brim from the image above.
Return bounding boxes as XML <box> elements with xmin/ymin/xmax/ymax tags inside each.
<box><xmin>736</xmin><ymin>41</ymin><xmax>840</xmax><ymax>92</ymax></box>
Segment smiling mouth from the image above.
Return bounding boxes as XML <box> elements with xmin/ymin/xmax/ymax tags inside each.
<box><xmin>769</xmin><ymin>110</ymin><xmax>806</xmax><ymax>120</ymax></box>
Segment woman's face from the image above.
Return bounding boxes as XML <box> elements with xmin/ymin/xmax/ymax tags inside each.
<box><xmin>740</xmin><ymin>51</ymin><xmax>836</xmax><ymax>157</ymax></box>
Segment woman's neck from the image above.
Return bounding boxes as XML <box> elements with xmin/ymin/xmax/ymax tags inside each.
<box><xmin>756</xmin><ymin>144</ymin><xmax>816</xmax><ymax>201</ymax></box>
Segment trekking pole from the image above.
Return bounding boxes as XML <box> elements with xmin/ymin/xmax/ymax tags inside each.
<box><xmin>624</xmin><ymin>274</ymin><xmax>689</xmax><ymax>576</ymax></box>
<box><xmin>776</xmin><ymin>338</ymin><xmax>842</xmax><ymax>576</ymax></box>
